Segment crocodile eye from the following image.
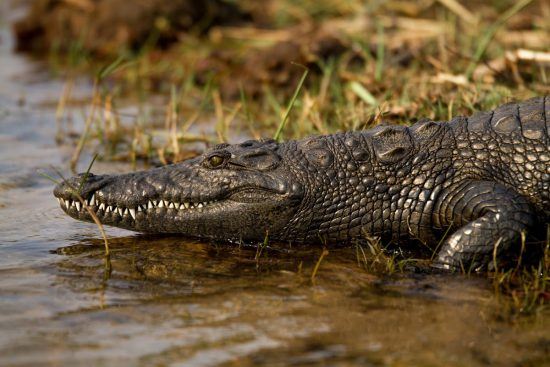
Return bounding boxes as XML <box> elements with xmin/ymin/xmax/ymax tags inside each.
<box><xmin>208</xmin><ymin>155</ymin><xmax>225</xmax><ymax>168</ymax></box>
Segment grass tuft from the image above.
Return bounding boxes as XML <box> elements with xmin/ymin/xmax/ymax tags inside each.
<box><xmin>491</xmin><ymin>234</ymin><xmax>549</xmax><ymax>318</ymax></box>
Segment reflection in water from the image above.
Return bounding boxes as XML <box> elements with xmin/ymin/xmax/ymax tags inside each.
<box><xmin>2</xmin><ymin>236</ymin><xmax>545</xmax><ymax>366</ymax></box>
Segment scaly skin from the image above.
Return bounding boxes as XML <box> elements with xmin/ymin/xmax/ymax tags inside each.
<box><xmin>54</xmin><ymin>96</ymin><xmax>550</xmax><ymax>270</ymax></box>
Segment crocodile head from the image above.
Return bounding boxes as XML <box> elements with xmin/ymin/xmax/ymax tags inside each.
<box><xmin>53</xmin><ymin>139</ymin><xmax>305</xmax><ymax>242</ymax></box>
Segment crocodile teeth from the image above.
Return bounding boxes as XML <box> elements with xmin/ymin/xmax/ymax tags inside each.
<box><xmin>64</xmin><ymin>199</ymin><xmax>70</xmax><ymax>208</ymax></box>
<box><xmin>83</xmin><ymin>199</ymin><xmax>217</xmax><ymax>214</ymax></box>
<box><xmin>57</xmin><ymin>198</ymin><xmax>62</xmax><ymax>205</ymax></box>
<box><xmin>75</xmin><ymin>202</ymin><xmax>81</xmax><ymax>211</ymax></box>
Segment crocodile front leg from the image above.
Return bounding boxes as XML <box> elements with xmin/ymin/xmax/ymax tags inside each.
<box><xmin>431</xmin><ymin>180</ymin><xmax>535</xmax><ymax>271</ymax></box>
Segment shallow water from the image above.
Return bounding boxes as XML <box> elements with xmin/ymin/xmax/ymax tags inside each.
<box><xmin>0</xmin><ymin>6</ymin><xmax>549</xmax><ymax>367</ymax></box>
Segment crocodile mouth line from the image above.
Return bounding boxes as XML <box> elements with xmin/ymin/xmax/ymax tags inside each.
<box><xmin>56</xmin><ymin>192</ymin><xmax>216</xmax><ymax>222</ymax></box>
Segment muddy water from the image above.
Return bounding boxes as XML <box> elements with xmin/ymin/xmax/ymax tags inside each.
<box><xmin>0</xmin><ymin>8</ymin><xmax>549</xmax><ymax>367</ymax></box>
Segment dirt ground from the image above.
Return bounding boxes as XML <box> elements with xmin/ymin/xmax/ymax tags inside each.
<box><xmin>14</xmin><ymin>0</ymin><xmax>549</xmax><ymax>100</ymax></box>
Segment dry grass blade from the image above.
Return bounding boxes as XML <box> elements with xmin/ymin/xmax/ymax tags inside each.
<box><xmin>55</xmin><ymin>78</ymin><xmax>74</xmax><ymax>143</ymax></box>
<box><xmin>436</xmin><ymin>0</ymin><xmax>477</xmax><ymax>25</ymax></box>
<box><xmin>72</xmin><ymin>192</ymin><xmax>111</xmax><ymax>257</ymax></box>
<box><xmin>40</xmin><ymin>156</ymin><xmax>110</xmax><ymax>256</ymax></box>
<box><xmin>311</xmin><ymin>248</ymin><xmax>329</xmax><ymax>285</ymax></box>
<box><xmin>70</xmin><ymin>79</ymin><xmax>99</xmax><ymax>172</ymax></box>
<box><xmin>513</xmin><ymin>49</ymin><xmax>550</xmax><ymax>64</ymax></box>
<box><xmin>69</xmin><ymin>56</ymin><xmax>130</xmax><ymax>172</ymax></box>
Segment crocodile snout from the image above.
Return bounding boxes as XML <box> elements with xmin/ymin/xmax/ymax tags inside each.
<box><xmin>53</xmin><ymin>172</ymin><xmax>108</xmax><ymax>200</ymax></box>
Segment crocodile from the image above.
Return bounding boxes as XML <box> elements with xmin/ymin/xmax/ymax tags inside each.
<box><xmin>54</xmin><ymin>96</ymin><xmax>550</xmax><ymax>270</ymax></box>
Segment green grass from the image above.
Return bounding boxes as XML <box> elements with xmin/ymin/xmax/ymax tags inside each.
<box><xmin>273</xmin><ymin>65</ymin><xmax>309</xmax><ymax>141</ymax></box>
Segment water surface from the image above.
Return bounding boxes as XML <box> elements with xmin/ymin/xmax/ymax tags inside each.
<box><xmin>0</xmin><ymin>6</ymin><xmax>548</xmax><ymax>367</ymax></box>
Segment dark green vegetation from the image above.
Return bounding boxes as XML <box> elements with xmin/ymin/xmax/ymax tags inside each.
<box><xmin>14</xmin><ymin>0</ymin><xmax>549</xmax><ymax>315</ymax></box>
